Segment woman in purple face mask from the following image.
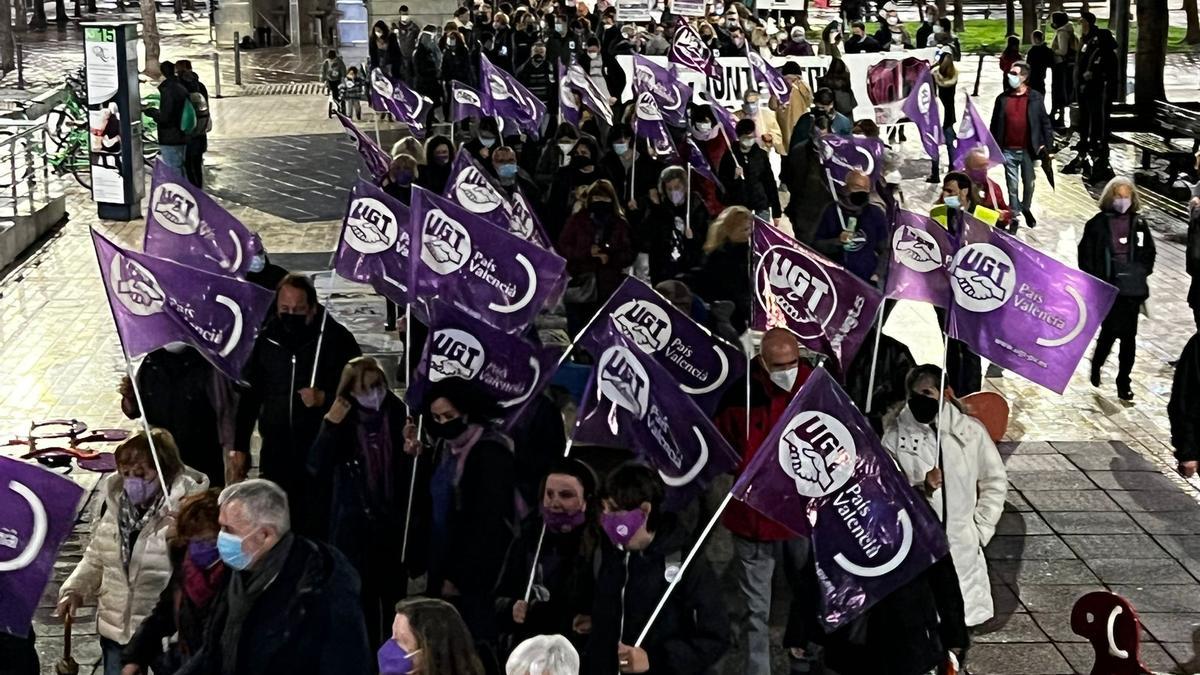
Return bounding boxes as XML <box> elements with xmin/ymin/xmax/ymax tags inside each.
<box><xmin>379</xmin><ymin>598</ymin><xmax>484</xmax><ymax>675</ymax></box>
<box><xmin>588</xmin><ymin>462</ymin><xmax>730</xmax><ymax>675</ymax></box>
<box><xmin>309</xmin><ymin>356</ymin><xmax>426</xmax><ymax>649</ymax></box>
<box><xmin>494</xmin><ymin>457</ymin><xmax>599</xmax><ymax>654</ymax></box>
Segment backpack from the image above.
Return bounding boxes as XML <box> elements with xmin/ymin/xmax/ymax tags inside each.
<box><xmin>188</xmin><ymin>91</ymin><xmax>212</xmax><ymax>134</ymax></box>
<box><xmin>180</xmin><ymin>96</ymin><xmax>198</xmax><ymax>135</ymax></box>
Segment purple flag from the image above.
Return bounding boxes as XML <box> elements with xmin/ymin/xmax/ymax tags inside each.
<box><xmin>558</xmin><ymin>63</ymin><xmax>583</xmax><ymax>128</ymax></box>
<box><xmin>451</xmin><ymin>80</ymin><xmax>488</xmax><ymax>123</ymax></box>
<box><xmin>144</xmin><ymin>160</ymin><xmax>258</xmax><ymax>277</ymax></box>
<box><xmin>884</xmin><ymin>210</ymin><xmax>954</xmax><ymax>308</ymax></box>
<box><xmin>578</xmin><ymin>277</ymin><xmax>745</xmax><ymax>415</ymax></box>
<box><xmin>479</xmin><ymin>53</ymin><xmax>547</xmax><ymax>139</ymax></box>
<box><xmin>447</xmin><ymin>151</ymin><xmax>512</xmax><ymax>222</ymax></box>
<box><xmin>953</xmin><ymin>97</ymin><xmax>1005</xmax><ymax>170</ymax></box>
<box><xmin>511</xmin><ymin>187</ymin><xmax>553</xmax><ymax>249</ymax></box>
<box><xmin>669</xmin><ymin>18</ymin><xmax>721</xmax><ymax>79</ymax></box>
<box><xmin>334</xmin><ymin>179</ymin><xmax>412</xmax><ymax>305</ymax></box>
<box><xmin>0</xmin><ymin>457</ymin><xmax>85</xmax><ymax>637</ymax></box>
<box><xmin>745</xmin><ymin>49</ymin><xmax>791</xmax><ymax>106</ymax></box>
<box><xmin>335</xmin><ymin>111</ymin><xmax>392</xmax><ymax>181</ymax></box>
<box><xmin>407</xmin><ymin>300</ymin><xmax>561</xmax><ymax>429</ymax></box>
<box><xmin>633</xmin><ymin>85</ymin><xmax>679</xmax><ymax>160</ymax></box>
<box><xmin>573</xmin><ymin>321</ymin><xmax>740</xmax><ymax>508</ymax></box>
<box><xmin>816</xmin><ymin>134</ymin><xmax>886</xmax><ymax>189</ymax></box>
<box><xmin>368</xmin><ymin>68</ymin><xmax>433</xmax><ymax>140</ymax></box>
<box><xmin>632</xmin><ymin>55</ymin><xmax>693</xmax><ymax>127</ymax></box>
<box><xmin>947</xmin><ymin>227</ymin><xmax>1118</xmax><ymax>393</ymax></box>
<box><xmin>900</xmin><ymin>64</ymin><xmax>943</xmax><ymax>160</ymax></box>
<box><xmin>409</xmin><ymin>186</ymin><xmax>567</xmax><ymax>332</ymax></box>
<box><xmin>752</xmin><ymin>222</ymin><xmax>881</xmax><ymax>370</ymax></box>
<box><xmin>685</xmin><ymin>137</ymin><xmax>721</xmax><ymax>188</ymax></box>
<box><xmin>91</xmin><ymin>230</ymin><xmax>275</xmax><ymax>381</ymax></box>
<box><xmin>701</xmin><ymin>91</ymin><xmax>738</xmax><ymax>150</ymax></box>
<box><xmin>731</xmin><ymin>367</ymin><xmax>950</xmax><ymax>629</ymax></box>
<box><xmin>563</xmin><ymin>63</ymin><xmax>615</xmax><ymax>126</ymax></box>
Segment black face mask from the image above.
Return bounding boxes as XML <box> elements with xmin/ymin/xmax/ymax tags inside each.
<box><xmin>908</xmin><ymin>394</ymin><xmax>940</xmax><ymax>425</ymax></box>
<box><xmin>278</xmin><ymin>312</ymin><xmax>309</xmax><ymax>334</ymax></box>
<box><xmin>588</xmin><ymin>202</ymin><xmax>611</xmax><ymax>221</ymax></box>
<box><xmin>570</xmin><ymin>154</ymin><xmax>593</xmax><ymax>170</ymax></box>
<box><xmin>427</xmin><ymin>416</ymin><xmax>468</xmax><ymax>440</ymax></box>
<box><xmin>848</xmin><ymin>191</ymin><xmax>870</xmax><ymax>207</ymax></box>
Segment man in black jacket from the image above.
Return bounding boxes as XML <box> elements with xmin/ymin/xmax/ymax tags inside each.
<box><xmin>1172</xmin><ymin>333</ymin><xmax>1200</xmax><ymax>478</ymax></box>
<box><xmin>177</xmin><ymin>60</ymin><xmax>210</xmax><ymax>188</ymax></box>
<box><xmin>395</xmin><ymin>5</ymin><xmax>419</xmax><ymax>79</ymax></box>
<box><xmin>1064</xmin><ymin>12</ymin><xmax>1118</xmax><ymax>179</ymax></box>
<box><xmin>153</xmin><ymin>61</ymin><xmax>191</xmax><ymax>175</ymax></box>
<box><xmin>989</xmin><ymin>61</ymin><xmax>1053</xmax><ymax>230</ymax></box>
<box><xmin>177</xmin><ymin>479</ymin><xmax>371</xmax><ymax>675</ymax></box>
<box><xmin>844</xmin><ymin>21</ymin><xmax>882</xmax><ymax>53</ymax></box>
<box><xmin>517</xmin><ymin>39</ymin><xmax>557</xmax><ymax>118</ymax></box>
<box><xmin>719</xmin><ymin>118</ymin><xmax>782</xmax><ymax>223</ymax></box>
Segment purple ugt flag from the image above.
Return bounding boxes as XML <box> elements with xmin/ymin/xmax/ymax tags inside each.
<box><xmin>632</xmin><ymin>55</ymin><xmax>693</xmax><ymax>127</ymax></box>
<box><xmin>0</xmin><ymin>457</ymin><xmax>85</xmax><ymax>637</ymax></box>
<box><xmin>334</xmin><ymin>179</ymin><xmax>412</xmax><ymax>305</ymax></box>
<box><xmin>947</xmin><ymin>227</ymin><xmax>1118</xmax><ymax>394</ymax></box>
<box><xmin>451</xmin><ymin>80</ymin><xmax>488</xmax><ymax>123</ymax></box>
<box><xmin>685</xmin><ymin>137</ymin><xmax>721</xmax><ymax>188</ymax></box>
<box><xmin>335</xmin><ymin>112</ymin><xmax>391</xmax><ymax>181</ymax></box>
<box><xmin>369</xmin><ymin>68</ymin><xmax>433</xmax><ymax>140</ymax></box>
<box><xmin>409</xmin><ymin>185</ymin><xmax>567</xmax><ymax>332</ymax></box>
<box><xmin>447</xmin><ymin>150</ymin><xmax>513</xmax><ymax>223</ymax></box>
<box><xmin>746</xmin><ymin>49</ymin><xmax>791</xmax><ymax>105</ymax></box>
<box><xmin>407</xmin><ymin>299</ymin><xmax>562</xmax><ymax>430</ymax></box>
<box><xmin>817</xmin><ymin>133</ymin><xmax>886</xmax><ymax>189</ymax></box>
<box><xmin>563</xmin><ymin>63</ymin><xmax>614</xmax><ymax>126</ymax></box>
<box><xmin>479</xmin><ymin>53</ymin><xmax>547</xmax><ymax>139</ymax></box>
<box><xmin>752</xmin><ymin>221</ymin><xmax>882</xmax><ymax>371</ymax></box>
<box><xmin>511</xmin><ymin>187</ymin><xmax>553</xmax><ymax>249</ymax></box>
<box><xmin>885</xmin><ymin>210</ymin><xmax>954</xmax><ymax>308</ymax></box>
<box><xmin>901</xmin><ymin>64</ymin><xmax>943</xmax><ymax>160</ymax></box>
<box><xmin>633</xmin><ymin>85</ymin><xmax>679</xmax><ymax>160</ymax></box>
<box><xmin>578</xmin><ymin>276</ymin><xmax>745</xmax><ymax>415</ymax></box>
<box><xmin>558</xmin><ymin>63</ymin><xmax>583</xmax><ymax>128</ymax></box>
<box><xmin>731</xmin><ymin>367</ymin><xmax>950</xmax><ymax>629</ymax></box>
<box><xmin>144</xmin><ymin>160</ymin><xmax>259</xmax><ymax>277</ymax></box>
<box><xmin>573</xmin><ymin>321</ymin><xmax>741</xmax><ymax>509</ymax></box>
<box><xmin>92</xmin><ymin>230</ymin><xmax>274</xmax><ymax>381</ymax></box>
<box><xmin>670</xmin><ymin>18</ymin><xmax>721</xmax><ymax>79</ymax></box>
<box><xmin>953</xmin><ymin>97</ymin><xmax>1005</xmax><ymax>170</ymax></box>
<box><xmin>701</xmin><ymin>91</ymin><xmax>739</xmax><ymax>151</ymax></box>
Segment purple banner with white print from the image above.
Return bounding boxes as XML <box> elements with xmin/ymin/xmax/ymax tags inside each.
<box><xmin>884</xmin><ymin>210</ymin><xmax>954</xmax><ymax>308</ymax></box>
<box><xmin>685</xmin><ymin>137</ymin><xmax>721</xmax><ymax>188</ymax></box>
<box><xmin>816</xmin><ymin>133</ymin><xmax>885</xmax><ymax>189</ymax></box>
<box><xmin>408</xmin><ymin>186</ymin><xmax>566</xmax><ymax>332</ymax></box>
<box><xmin>731</xmin><ymin>367</ymin><xmax>949</xmax><ymax>630</ymax></box>
<box><xmin>335</xmin><ymin>112</ymin><xmax>391</xmax><ymax>181</ymax></box>
<box><xmin>511</xmin><ymin>187</ymin><xmax>553</xmax><ymax>249</ymax></box>
<box><xmin>144</xmin><ymin>160</ymin><xmax>258</xmax><ymax>278</ymax></box>
<box><xmin>632</xmin><ymin>54</ymin><xmax>693</xmax><ymax>127</ymax></box>
<box><xmin>947</xmin><ymin>227</ymin><xmax>1118</xmax><ymax>393</ymax></box>
<box><xmin>563</xmin><ymin>63</ymin><xmax>614</xmax><ymax>126</ymax></box>
<box><xmin>368</xmin><ymin>69</ymin><xmax>433</xmax><ymax>140</ymax></box>
<box><xmin>447</xmin><ymin>151</ymin><xmax>512</xmax><ymax>223</ymax></box>
<box><xmin>91</xmin><ymin>229</ymin><xmax>274</xmax><ymax>381</ymax></box>
<box><xmin>559</xmin><ymin>63</ymin><xmax>583</xmax><ymax>128</ymax></box>
<box><xmin>578</xmin><ymin>277</ymin><xmax>745</xmax><ymax>415</ymax></box>
<box><xmin>900</xmin><ymin>64</ymin><xmax>943</xmax><ymax>160</ymax></box>
<box><xmin>0</xmin><ymin>457</ymin><xmax>85</xmax><ymax>638</ymax></box>
<box><xmin>451</xmin><ymin>80</ymin><xmax>488</xmax><ymax>123</ymax></box>
<box><xmin>752</xmin><ymin>221</ymin><xmax>882</xmax><ymax>370</ymax></box>
<box><xmin>746</xmin><ymin>48</ymin><xmax>791</xmax><ymax>105</ymax></box>
<box><xmin>633</xmin><ymin>85</ymin><xmax>679</xmax><ymax>160</ymax></box>
<box><xmin>334</xmin><ymin>179</ymin><xmax>413</xmax><ymax>305</ymax></box>
<box><xmin>479</xmin><ymin>53</ymin><xmax>547</xmax><ymax>139</ymax></box>
<box><xmin>572</xmin><ymin>321</ymin><xmax>740</xmax><ymax>509</ymax></box>
<box><xmin>953</xmin><ymin>97</ymin><xmax>1005</xmax><ymax>170</ymax></box>
<box><xmin>669</xmin><ymin>18</ymin><xmax>721</xmax><ymax>79</ymax></box>
<box><xmin>701</xmin><ymin>91</ymin><xmax>738</xmax><ymax>149</ymax></box>
<box><xmin>407</xmin><ymin>299</ymin><xmax>561</xmax><ymax>429</ymax></box>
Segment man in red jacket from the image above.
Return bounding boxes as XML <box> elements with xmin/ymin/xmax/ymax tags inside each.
<box><xmin>714</xmin><ymin>328</ymin><xmax>814</xmax><ymax>675</ymax></box>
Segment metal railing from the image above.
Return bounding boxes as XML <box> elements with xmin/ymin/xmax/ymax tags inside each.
<box><xmin>0</xmin><ymin>118</ymin><xmax>58</xmax><ymax>218</ymax></box>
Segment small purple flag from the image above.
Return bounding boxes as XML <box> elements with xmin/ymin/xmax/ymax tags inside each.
<box><xmin>731</xmin><ymin>367</ymin><xmax>950</xmax><ymax>629</ymax></box>
<box><xmin>573</xmin><ymin>320</ymin><xmax>741</xmax><ymax>508</ymax></box>
<box><xmin>901</xmin><ymin>64</ymin><xmax>943</xmax><ymax>160</ymax></box>
<box><xmin>669</xmin><ymin>18</ymin><xmax>721</xmax><ymax>79</ymax></box>
<box><xmin>447</xmin><ymin>151</ymin><xmax>511</xmax><ymax>221</ymax></box>
<box><xmin>562</xmin><ymin>63</ymin><xmax>614</xmax><ymax>126</ymax></box>
<box><xmin>578</xmin><ymin>277</ymin><xmax>745</xmax><ymax>415</ymax></box>
<box><xmin>368</xmin><ymin>68</ymin><xmax>433</xmax><ymax>140</ymax></box>
<box><xmin>632</xmin><ymin>54</ymin><xmax>693</xmax><ymax>127</ymax></box>
<box><xmin>685</xmin><ymin>136</ymin><xmax>722</xmax><ymax>188</ymax></box>
<box><xmin>953</xmin><ymin>97</ymin><xmax>1005</xmax><ymax>170</ymax></box>
<box><xmin>334</xmin><ymin>179</ymin><xmax>412</xmax><ymax>305</ymax></box>
<box><xmin>407</xmin><ymin>300</ymin><xmax>561</xmax><ymax>429</ymax></box>
<box><xmin>947</xmin><ymin>227</ymin><xmax>1118</xmax><ymax>393</ymax></box>
<box><xmin>451</xmin><ymin>80</ymin><xmax>488</xmax><ymax>123</ymax></box>
<box><xmin>479</xmin><ymin>53</ymin><xmax>547</xmax><ymax>139</ymax></box>
<box><xmin>633</xmin><ymin>85</ymin><xmax>679</xmax><ymax>160</ymax></box>
<box><xmin>511</xmin><ymin>187</ymin><xmax>553</xmax><ymax>249</ymax></box>
<box><xmin>335</xmin><ymin>111</ymin><xmax>392</xmax><ymax>181</ymax></box>
<box><xmin>558</xmin><ymin>63</ymin><xmax>583</xmax><ymax>128</ymax></box>
<box><xmin>816</xmin><ymin>134</ymin><xmax>886</xmax><ymax>189</ymax></box>
<box><xmin>745</xmin><ymin>48</ymin><xmax>791</xmax><ymax>106</ymax></box>
<box><xmin>885</xmin><ymin>210</ymin><xmax>954</xmax><ymax>308</ymax></box>
<box><xmin>92</xmin><ymin>229</ymin><xmax>275</xmax><ymax>381</ymax></box>
<box><xmin>0</xmin><ymin>457</ymin><xmax>85</xmax><ymax>638</ymax></box>
<box><xmin>701</xmin><ymin>91</ymin><xmax>739</xmax><ymax>151</ymax></box>
<box><xmin>409</xmin><ymin>186</ymin><xmax>567</xmax><ymax>332</ymax></box>
<box><xmin>752</xmin><ymin>221</ymin><xmax>882</xmax><ymax>370</ymax></box>
<box><xmin>144</xmin><ymin>160</ymin><xmax>258</xmax><ymax>277</ymax></box>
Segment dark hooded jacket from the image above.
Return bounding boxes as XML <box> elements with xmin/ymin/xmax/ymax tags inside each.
<box><xmin>1171</xmin><ymin>333</ymin><xmax>1200</xmax><ymax>464</ymax></box>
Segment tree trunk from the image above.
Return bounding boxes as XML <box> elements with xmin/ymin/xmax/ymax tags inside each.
<box><xmin>1005</xmin><ymin>0</ymin><xmax>1016</xmax><ymax>39</ymax></box>
<box><xmin>1021</xmin><ymin>0</ymin><xmax>1037</xmax><ymax>41</ymax></box>
<box><xmin>30</xmin><ymin>0</ymin><xmax>46</xmax><ymax>29</ymax></box>
<box><xmin>0</xmin><ymin>0</ymin><xmax>14</xmax><ymax>72</ymax></box>
<box><xmin>952</xmin><ymin>0</ymin><xmax>964</xmax><ymax>32</ymax></box>
<box><xmin>14</xmin><ymin>0</ymin><xmax>27</xmax><ymax>31</ymax></box>
<box><xmin>936</xmin><ymin>0</ymin><xmax>947</xmax><ymax>17</ymax></box>
<box><xmin>141</xmin><ymin>0</ymin><xmax>161</xmax><ymax>77</ymax></box>
<box><xmin>1049</xmin><ymin>0</ymin><xmax>1064</xmax><ymax>11</ymax></box>
<box><xmin>1185</xmin><ymin>0</ymin><xmax>1200</xmax><ymax>43</ymax></box>
<box><xmin>53</xmin><ymin>0</ymin><xmax>65</xmax><ymax>26</ymax></box>
<box><xmin>1135</xmin><ymin>0</ymin><xmax>1167</xmax><ymax>116</ymax></box>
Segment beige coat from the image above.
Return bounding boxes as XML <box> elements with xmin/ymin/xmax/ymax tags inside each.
<box><xmin>775</xmin><ymin>75</ymin><xmax>815</xmax><ymax>153</ymax></box>
<box><xmin>59</xmin><ymin>468</ymin><xmax>208</xmax><ymax>644</ymax></box>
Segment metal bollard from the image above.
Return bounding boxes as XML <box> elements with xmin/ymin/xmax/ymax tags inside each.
<box><xmin>212</xmin><ymin>52</ymin><xmax>222</xmax><ymax>98</ymax></box>
<box><xmin>233</xmin><ymin>31</ymin><xmax>242</xmax><ymax>85</ymax></box>
<box><xmin>16</xmin><ymin>42</ymin><xmax>25</xmax><ymax>90</ymax></box>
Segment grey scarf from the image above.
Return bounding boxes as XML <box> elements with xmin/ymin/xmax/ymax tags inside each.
<box><xmin>220</xmin><ymin>532</ymin><xmax>295</xmax><ymax>674</ymax></box>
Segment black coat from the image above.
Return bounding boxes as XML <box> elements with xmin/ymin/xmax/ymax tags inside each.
<box><xmin>245</xmin><ymin>261</ymin><xmax>289</xmax><ymax>293</ymax></box>
<box><xmin>177</xmin><ymin>538</ymin><xmax>370</xmax><ymax>675</ymax></box>
<box><xmin>844</xmin><ymin>34</ymin><xmax>881</xmax><ymax>53</ymax></box>
<box><xmin>644</xmin><ymin>194</ymin><xmax>710</xmax><ymax>284</ymax></box>
<box><xmin>413</xmin><ymin>43</ymin><xmax>442</xmax><ymax>100</ymax></box>
<box><xmin>122</xmin><ymin>547</ymin><xmax>228</xmax><ymax>670</ymax></box>
<box><xmin>440</xmin><ymin>42</ymin><xmax>474</xmax><ymax>84</ymax></box>
<box><xmin>155</xmin><ymin>75</ymin><xmax>191</xmax><ymax>145</ymax></box>
<box><xmin>1171</xmin><ymin>333</ymin><xmax>1200</xmax><ymax>463</ymax></box>
<box><xmin>1077</xmin><ymin>210</ymin><xmax>1157</xmax><ymax>299</ymax></box>
<box><xmin>370</xmin><ymin>34</ymin><xmax>404</xmax><ymax>79</ymax></box>
<box><xmin>508</xmin><ymin>392</ymin><xmax>568</xmax><ymax>508</ymax></box>
<box><xmin>719</xmin><ymin>143</ymin><xmax>780</xmax><ymax>217</ymax></box>
<box><xmin>587</xmin><ymin>514</ymin><xmax>730</xmax><ymax>675</ymax></box>
<box><xmin>516</xmin><ymin>56</ymin><xmax>557</xmax><ymax>108</ymax></box>
<box><xmin>1025</xmin><ymin>43</ymin><xmax>1054</xmax><ymax>93</ymax></box>
<box><xmin>988</xmin><ymin>87</ymin><xmax>1054</xmax><ymax>155</ymax></box>
<box><xmin>691</xmin><ymin>242</ymin><xmax>751</xmax><ymax>334</ymax></box>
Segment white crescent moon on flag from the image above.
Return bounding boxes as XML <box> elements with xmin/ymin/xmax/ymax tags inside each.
<box><xmin>1035</xmin><ymin>285</ymin><xmax>1087</xmax><ymax>347</ymax></box>
<box><xmin>500</xmin><ymin>356</ymin><xmax>541</xmax><ymax>408</ymax></box>
<box><xmin>680</xmin><ymin>345</ymin><xmax>730</xmax><ymax>395</ymax></box>
<box><xmin>659</xmin><ymin>426</ymin><xmax>710</xmax><ymax>487</ymax></box>
<box><xmin>832</xmin><ymin>509</ymin><xmax>913</xmax><ymax>578</ymax></box>
<box><xmin>216</xmin><ymin>295</ymin><xmax>244</xmax><ymax>357</ymax></box>
<box><xmin>489</xmin><ymin>253</ymin><xmax>537</xmax><ymax>314</ymax></box>
<box><xmin>225</xmin><ymin>230</ymin><xmax>243</xmax><ymax>273</ymax></box>
<box><xmin>0</xmin><ymin>480</ymin><xmax>47</xmax><ymax>572</ymax></box>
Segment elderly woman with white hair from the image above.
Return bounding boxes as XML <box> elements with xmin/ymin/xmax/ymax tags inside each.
<box><xmin>1078</xmin><ymin>176</ymin><xmax>1157</xmax><ymax>401</ymax></box>
<box><xmin>506</xmin><ymin>635</ymin><xmax>580</xmax><ymax>675</ymax></box>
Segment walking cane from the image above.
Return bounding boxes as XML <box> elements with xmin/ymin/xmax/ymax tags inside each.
<box><xmin>56</xmin><ymin>613</ymin><xmax>79</xmax><ymax>675</ymax></box>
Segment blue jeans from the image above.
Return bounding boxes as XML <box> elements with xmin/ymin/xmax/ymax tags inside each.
<box><xmin>1002</xmin><ymin>148</ymin><xmax>1036</xmax><ymax>219</ymax></box>
<box><xmin>100</xmin><ymin>637</ymin><xmax>124</xmax><ymax>675</ymax></box>
<box><xmin>159</xmin><ymin>143</ymin><xmax>186</xmax><ymax>174</ymax></box>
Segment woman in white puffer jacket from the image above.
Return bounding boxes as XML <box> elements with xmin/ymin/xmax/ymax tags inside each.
<box><xmin>56</xmin><ymin>429</ymin><xmax>207</xmax><ymax>675</ymax></box>
<box><xmin>882</xmin><ymin>364</ymin><xmax>1007</xmax><ymax>628</ymax></box>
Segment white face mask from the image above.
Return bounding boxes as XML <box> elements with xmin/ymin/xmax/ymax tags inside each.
<box><xmin>769</xmin><ymin>366</ymin><xmax>798</xmax><ymax>391</ymax></box>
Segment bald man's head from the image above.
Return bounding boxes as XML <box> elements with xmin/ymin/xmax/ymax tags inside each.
<box><xmin>760</xmin><ymin>328</ymin><xmax>800</xmax><ymax>372</ymax></box>
<box><xmin>844</xmin><ymin>170</ymin><xmax>870</xmax><ymax>193</ymax></box>
<box><xmin>964</xmin><ymin>149</ymin><xmax>989</xmax><ymax>172</ymax></box>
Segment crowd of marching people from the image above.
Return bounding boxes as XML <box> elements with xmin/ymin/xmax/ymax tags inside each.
<box><xmin>4</xmin><ymin>1</ymin><xmax>1200</xmax><ymax>675</ymax></box>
